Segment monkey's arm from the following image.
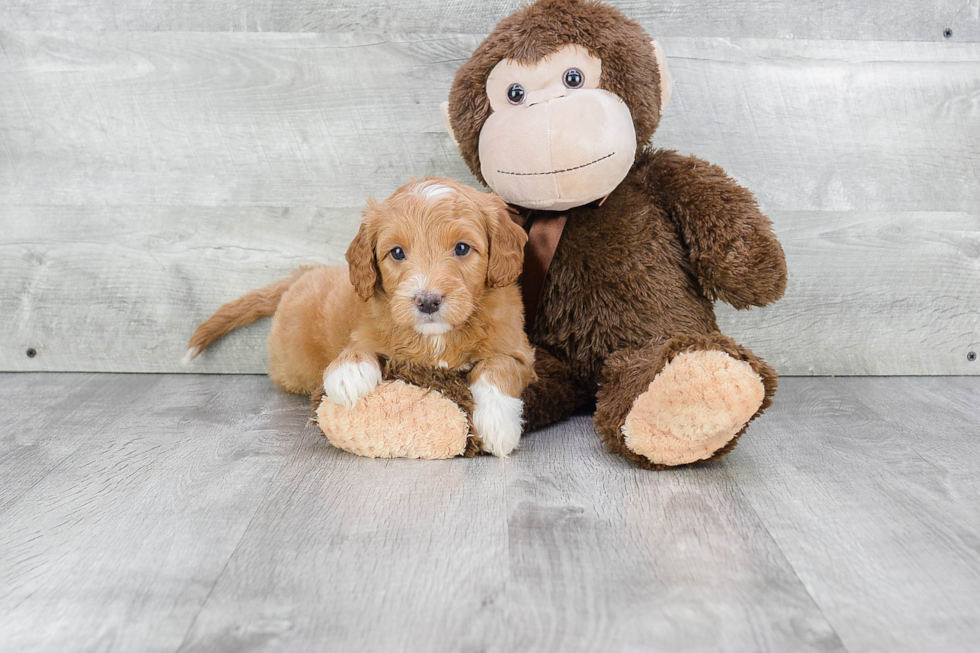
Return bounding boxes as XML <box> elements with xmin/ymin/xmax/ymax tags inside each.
<box><xmin>639</xmin><ymin>149</ymin><xmax>787</xmax><ymax>309</ymax></box>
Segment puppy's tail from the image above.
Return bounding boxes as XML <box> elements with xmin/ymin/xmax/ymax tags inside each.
<box><xmin>184</xmin><ymin>267</ymin><xmax>311</xmax><ymax>363</ymax></box>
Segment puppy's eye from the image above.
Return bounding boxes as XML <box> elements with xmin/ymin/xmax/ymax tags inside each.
<box><xmin>507</xmin><ymin>84</ymin><xmax>525</xmax><ymax>105</ymax></box>
<box><xmin>563</xmin><ymin>68</ymin><xmax>584</xmax><ymax>89</ymax></box>
<box><xmin>390</xmin><ymin>246</ymin><xmax>406</xmax><ymax>261</ymax></box>
<box><xmin>453</xmin><ymin>243</ymin><xmax>471</xmax><ymax>257</ymax></box>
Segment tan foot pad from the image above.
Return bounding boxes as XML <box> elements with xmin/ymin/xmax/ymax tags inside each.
<box><xmin>623</xmin><ymin>350</ymin><xmax>765</xmax><ymax>466</ymax></box>
<box><xmin>316</xmin><ymin>380</ymin><xmax>469</xmax><ymax>459</ymax></box>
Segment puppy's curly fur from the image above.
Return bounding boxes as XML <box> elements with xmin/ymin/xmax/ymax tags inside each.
<box><xmin>188</xmin><ymin>177</ymin><xmax>536</xmax><ymax>457</ymax></box>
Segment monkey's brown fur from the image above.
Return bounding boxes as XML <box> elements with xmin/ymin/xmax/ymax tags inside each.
<box><xmin>448</xmin><ymin>0</ymin><xmax>787</xmax><ymax>468</ymax></box>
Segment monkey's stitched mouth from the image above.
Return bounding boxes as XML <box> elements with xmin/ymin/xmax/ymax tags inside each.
<box><xmin>496</xmin><ymin>152</ymin><xmax>615</xmax><ymax>176</ymax></box>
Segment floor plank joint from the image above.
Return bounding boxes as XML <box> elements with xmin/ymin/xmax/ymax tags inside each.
<box><xmin>1</xmin><ymin>373</ymin><xmax>978</xmax><ymax>652</ymax></box>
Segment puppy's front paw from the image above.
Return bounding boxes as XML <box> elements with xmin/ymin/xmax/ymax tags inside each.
<box><xmin>323</xmin><ymin>356</ymin><xmax>382</xmax><ymax>409</ymax></box>
<box><xmin>470</xmin><ymin>378</ymin><xmax>523</xmax><ymax>458</ymax></box>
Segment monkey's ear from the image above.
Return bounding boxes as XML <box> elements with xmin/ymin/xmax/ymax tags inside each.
<box><xmin>346</xmin><ymin>204</ymin><xmax>380</xmax><ymax>300</ymax></box>
<box><xmin>483</xmin><ymin>194</ymin><xmax>528</xmax><ymax>288</ymax></box>
<box><xmin>651</xmin><ymin>40</ymin><xmax>673</xmax><ymax>112</ymax></box>
<box><xmin>440</xmin><ymin>101</ymin><xmax>459</xmax><ymax>146</ymax></box>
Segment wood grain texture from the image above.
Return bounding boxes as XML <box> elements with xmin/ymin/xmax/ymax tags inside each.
<box><xmin>0</xmin><ymin>374</ymin><xmax>306</xmax><ymax>652</ymax></box>
<box><xmin>716</xmin><ymin>210</ymin><xmax>980</xmax><ymax>376</ymax></box>
<box><xmin>2</xmin><ymin>32</ymin><xmax>979</xmax><ymax>374</ymax></box>
<box><xmin>454</xmin><ymin>418</ymin><xmax>845</xmax><ymax>652</ymax></box>
<box><xmin>2</xmin><ymin>207</ymin><xmax>977</xmax><ymax>375</ymax></box>
<box><xmin>1</xmin><ymin>0</ymin><xmax>977</xmax><ymax>41</ymax></box>
<box><xmin>1</xmin><ymin>34</ymin><xmax>978</xmax><ymax>212</ymax></box>
<box><xmin>727</xmin><ymin>376</ymin><xmax>980</xmax><ymax>653</ymax></box>
<box><xmin>178</xmin><ymin>419</ymin><xmax>511</xmax><ymax>652</ymax></box>
<box><xmin>0</xmin><ymin>205</ymin><xmax>356</xmax><ymax>373</ymax></box>
<box><xmin>2</xmin><ymin>373</ymin><xmax>979</xmax><ymax>651</ymax></box>
<box><xmin>0</xmin><ymin>373</ymin><xmax>159</xmax><ymax>512</ymax></box>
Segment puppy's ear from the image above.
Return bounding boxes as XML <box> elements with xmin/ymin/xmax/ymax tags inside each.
<box><xmin>483</xmin><ymin>193</ymin><xmax>527</xmax><ymax>288</ymax></box>
<box><xmin>346</xmin><ymin>203</ymin><xmax>380</xmax><ymax>300</ymax></box>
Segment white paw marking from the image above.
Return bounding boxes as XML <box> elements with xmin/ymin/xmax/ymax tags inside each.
<box><xmin>323</xmin><ymin>360</ymin><xmax>382</xmax><ymax>409</ymax></box>
<box><xmin>470</xmin><ymin>378</ymin><xmax>523</xmax><ymax>458</ymax></box>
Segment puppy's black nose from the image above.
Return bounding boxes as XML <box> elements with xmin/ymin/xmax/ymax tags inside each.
<box><xmin>415</xmin><ymin>292</ymin><xmax>443</xmax><ymax>314</ymax></box>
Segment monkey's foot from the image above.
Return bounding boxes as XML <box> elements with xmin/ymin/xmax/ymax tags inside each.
<box><xmin>315</xmin><ymin>380</ymin><xmax>470</xmax><ymax>459</ymax></box>
<box><xmin>622</xmin><ymin>350</ymin><xmax>765</xmax><ymax>466</ymax></box>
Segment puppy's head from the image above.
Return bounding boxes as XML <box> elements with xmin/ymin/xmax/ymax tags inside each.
<box><xmin>346</xmin><ymin>178</ymin><xmax>527</xmax><ymax>335</ymax></box>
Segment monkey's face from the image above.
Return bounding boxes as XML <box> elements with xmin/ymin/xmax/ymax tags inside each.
<box><xmin>478</xmin><ymin>45</ymin><xmax>636</xmax><ymax>211</ymax></box>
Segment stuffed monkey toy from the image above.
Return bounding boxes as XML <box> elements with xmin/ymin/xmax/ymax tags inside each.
<box><xmin>316</xmin><ymin>0</ymin><xmax>786</xmax><ymax>468</ymax></box>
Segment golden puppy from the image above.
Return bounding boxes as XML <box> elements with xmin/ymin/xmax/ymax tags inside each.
<box><xmin>187</xmin><ymin>178</ymin><xmax>535</xmax><ymax>457</ymax></box>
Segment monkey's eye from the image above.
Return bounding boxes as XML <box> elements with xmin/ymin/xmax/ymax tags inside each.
<box><xmin>507</xmin><ymin>83</ymin><xmax>526</xmax><ymax>105</ymax></box>
<box><xmin>563</xmin><ymin>68</ymin><xmax>584</xmax><ymax>89</ymax></box>
<box><xmin>453</xmin><ymin>242</ymin><xmax>471</xmax><ymax>257</ymax></box>
<box><xmin>390</xmin><ymin>246</ymin><xmax>406</xmax><ymax>261</ymax></box>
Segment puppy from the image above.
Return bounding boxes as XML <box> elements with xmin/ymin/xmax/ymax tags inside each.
<box><xmin>187</xmin><ymin>178</ymin><xmax>535</xmax><ymax>457</ymax></box>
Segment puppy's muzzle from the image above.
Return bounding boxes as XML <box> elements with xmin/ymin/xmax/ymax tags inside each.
<box><xmin>414</xmin><ymin>291</ymin><xmax>443</xmax><ymax>315</ymax></box>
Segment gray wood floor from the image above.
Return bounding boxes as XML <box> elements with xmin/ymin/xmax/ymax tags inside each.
<box><xmin>1</xmin><ymin>374</ymin><xmax>978</xmax><ymax>652</ymax></box>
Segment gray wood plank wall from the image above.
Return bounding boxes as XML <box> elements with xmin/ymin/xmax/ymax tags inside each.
<box><xmin>1</xmin><ymin>3</ymin><xmax>978</xmax><ymax>375</ymax></box>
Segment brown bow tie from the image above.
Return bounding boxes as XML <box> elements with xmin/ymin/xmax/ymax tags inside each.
<box><xmin>509</xmin><ymin>209</ymin><xmax>567</xmax><ymax>332</ymax></box>
<box><xmin>508</xmin><ymin>195</ymin><xmax>609</xmax><ymax>332</ymax></box>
